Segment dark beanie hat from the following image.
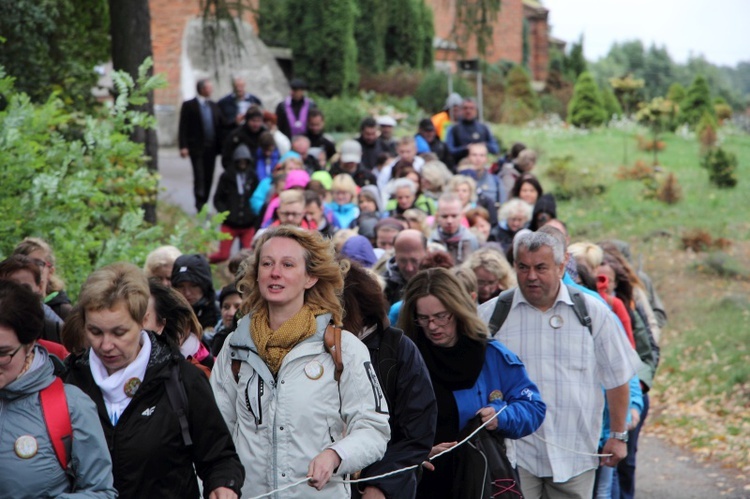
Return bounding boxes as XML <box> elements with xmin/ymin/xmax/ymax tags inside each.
<box><xmin>219</xmin><ymin>282</ymin><xmax>240</xmax><ymax>306</ymax></box>
<box><xmin>171</xmin><ymin>254</ymin><xmax>213</xmax><ymax>293</ymax></box>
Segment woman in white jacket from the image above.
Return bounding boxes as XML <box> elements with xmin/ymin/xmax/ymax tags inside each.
<box><xmin>211</xmin><ymin>226</ymin><xmax>390</xmax><ymax>498</ymax></box>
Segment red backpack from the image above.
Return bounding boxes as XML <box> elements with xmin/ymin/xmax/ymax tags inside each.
<box><xmin>39</xmin><ymin>377</ymin><xmax>73</xmax><ymax>470</ymax></box>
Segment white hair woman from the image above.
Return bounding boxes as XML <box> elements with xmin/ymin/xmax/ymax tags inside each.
<box><xmin>489</xmin><ymin>198</ymin><xmax>533</xmax><ymax>253</ymax></box>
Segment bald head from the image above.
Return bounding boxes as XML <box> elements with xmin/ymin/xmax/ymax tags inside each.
<box><xmin>394</xmin><ymin>229</ymin><xmax>428</xmax><ymax>281</ymax></box>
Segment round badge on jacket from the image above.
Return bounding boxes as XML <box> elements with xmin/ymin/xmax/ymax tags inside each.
<box><xmin>549</xmin><ymin>315</ymin><xmax>564</xmax><ymax>329</ymax></box>
<box><xmin>123</xmin><ymin>377</ymin><xmax>142</xmax><ymax>398</ymax></box>
<box><xmin>15</xmin><ymin>435</ymin><xmax>38</xmax><ymax>459</ymax></box>
<box><xmin>304</xmin><ymin>361</ymin><xmax>324</xmax><ymax>380</ymax></box>
<box><xmin>489</xmin><ymin>390</ymin><xmax>503</xmax><ymax>402</ymax></box>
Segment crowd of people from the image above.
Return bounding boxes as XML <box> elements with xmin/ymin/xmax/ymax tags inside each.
<box><xmin>0</xmin><ymin>80</ymin><xmax>667</xmax><ymax>499</ymax></box>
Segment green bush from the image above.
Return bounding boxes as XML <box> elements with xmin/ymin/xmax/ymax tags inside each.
<box><xmin>701</xmin><ymin>147</ymin><xmax>739</xmax><ymax>188</ymax></box>
<box><xmin>544</xmin><ymin>155</ymin><xmax>607</xmax><ymax>200</ymax></box>
<box><xmin>313</xmin><ymin>94</ymin><xmax>370</xmax><ymax>132</ymax></box>
<box><xmin>502</xmin><ymin>66</ymin><xmax>540</xmax><ymax>124</ymax></box>
<box><xmin>567</xmin><ymin>71</ymin><xmax>607</xmax><ymax>128</ymax></box>
<box><xmin>0</xmin><ymin>61</ymin><xmax>224</xmax><ymax>300</ymax></box>
<box><xmin>601</xmin><ymin>86</ymin><xmax>623</xmax><ymax>120</ymax></box>
<box><xmin>414</xmin><ymin>71</ymin><xmax>474</xmax><ymax>114</ymax></box>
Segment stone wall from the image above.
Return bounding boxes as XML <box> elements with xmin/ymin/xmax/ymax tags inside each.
<box><xmin>149</xmin><ymin>0</ymin><xmax>288</xmax><ymax>146</ymax></box>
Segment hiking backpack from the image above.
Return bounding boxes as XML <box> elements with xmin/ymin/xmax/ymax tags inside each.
<box><xmin>487</xmin><ymin>285</ymin><xmax>593</xmax><ymax>336</ymax></box>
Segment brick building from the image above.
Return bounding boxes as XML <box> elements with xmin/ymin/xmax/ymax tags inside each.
<box><xmin>429</xmin><ymin>0</ymin><xmax>558</xmax><ymax>83</ymax></box>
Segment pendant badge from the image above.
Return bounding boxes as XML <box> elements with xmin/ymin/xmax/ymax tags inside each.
<box><xmin>549</xmin><ymin>315</ymin><xmax>564</xmax><ymax>329</ymax></box>
<box><xmin>472</xmin><ymin>132</ymin><xmax>480</xmax><ymax>140</ymax></box>
<box><xmin>15</xmin><ymin>435</ymin><xmax>38</xmax><ymax>459</ymax></box>
<box><xmin>489</xmin><ymin>390</ymin><xmax>503</xmax><ymax>403</ymax></box>
<box><xmin>295</xmin><ymin>120</ymin><xmax>303</xmax><ymax>129</ymax></box>
<box><xmin>123</xmin><ymin>377</ymin><xmax>142</xmax><ymax>398</ymax></box>
<box><xmin>304</xmin><ymin>361</ymin><xmax>324</xmax><ymax>380</ymax></box>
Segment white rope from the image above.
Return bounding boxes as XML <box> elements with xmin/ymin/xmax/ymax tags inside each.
<box><xmin>246</xmin><ymin>478</ymin><xmax>310</xmax><ymax>499</ymax></box>
<box><xmin>245</xmin><ymin>406</ymin><xmax>508</xmax><ymax>497</ymax></box>
<box><xmin>337</xmin><ymin>405</ymin><xmax>508</xmax><ymax>485</ymax></box>
<box><xmin>533</xmin><ymin>434</ymin><xmax>613</xmax><ymax>457</ymax></box>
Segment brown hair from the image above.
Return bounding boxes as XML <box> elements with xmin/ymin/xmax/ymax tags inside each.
<box><xmin>399</xmin><ymin>268</ymin><xmax>488</xmax><ymax>343</ymax></box>
<box><xmin>148</xmin><ymin>279</ymin><xmax>203</xmax><ymax>343</ymax></box>
<box><xmin>340</xmin><ymin>260</ymin><xmax>389</xmax><ymax>335</ymax></box>
<box><xmin>13</xmin><ymin>237</ymin><xmax>65</xmax><ymax>292</ymax></box>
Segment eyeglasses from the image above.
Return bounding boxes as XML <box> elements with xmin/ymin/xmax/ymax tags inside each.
<box><xmin>414</xmin><ymin>312</ymin><xmax>452</xmax><ymax>328</ymax></box>
<box><xmin>0</xmin><ymin>345</ymin><xmax>24</xmax><ymax>367</ymax></box>
<box><xmin>278</xmin><ymin>211</ymin><xmax>304</xmax><ymax>219</ymax></box>
<box><xmin>477</xmin><ymin>279</ymin><xmax>500</xmax><ymax>288</ymax></box>
<box><xmin>31</xmin><ymin>258</ymin><xmax>50</xmax><ymax>269</ymax></box>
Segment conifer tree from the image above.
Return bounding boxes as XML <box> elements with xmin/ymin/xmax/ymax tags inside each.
<box><xmin>601</xmin><ymin>86</ymin><xmax>623</xmax><ymax>120</ymax></box>
<box><xmin>567</xmin><ymin>71</ymin><xmax>607</xmax><ymax>127</ymax></box>
<box><xmin>355</xmin><ymin>0</ymin><xmax>388</xmax><ymax>72</ymax></box>
<box><xmin>680</xmin><ymin>75</ymin><xmax>714</xmax><ymax>127</ymax></box>
<box><xmin>286</xmin><ymin>0</ymin><xmax>358</xmax><ymax>96</ymax></box>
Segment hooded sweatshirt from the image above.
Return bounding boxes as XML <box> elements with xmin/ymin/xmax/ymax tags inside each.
<box><xmin>171</xmin><ymin>254</ymin><xmax>220</xmax><ymax>330</ymax></box>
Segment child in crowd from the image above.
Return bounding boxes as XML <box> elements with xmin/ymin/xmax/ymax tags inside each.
<box><xmin>325</xmin><ymin>173</ymin><xmax>360</xmax><ymax>228</ymax></box>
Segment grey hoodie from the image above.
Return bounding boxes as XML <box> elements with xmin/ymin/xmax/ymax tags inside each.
<box><xmin>0</xmin><ymin>346</ymin><xmax>116</xmax><ymax>498</ymax></box>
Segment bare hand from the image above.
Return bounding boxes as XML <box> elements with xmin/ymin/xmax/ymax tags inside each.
<box><xmin>361</xmin><ymin>486</ymin><xmax>386</xmax><ymax>499</ymax></box>
<box><xmin>208</xmin><ymin>486</ymin><xmax>237</xmax><ymax>499</ymax></box>
<box><xmin>235</xmin><ymin>113</ymin><xmax>244</xmax><ymax>125</ymax></box>
<box><xmin>307</xmin><ymin>449</ymin><xmax>341</xmax><ymax>490</ymax></box>
<box><xmin>627</xmin><ymin>409</ymin><xmax>640</xmax><ymax>431</ymax></box>
<box><xmin>180</xmin><ymin>148</ymin><xmax>189</xmax><ymax>158</ymax></box>
<box><xmin>600</xmin><ymin>438</ymin><xmax>627</xmax><ymax>467</ymax></box>
<box><xmin>476</xmin><ymin>406</ymin><xmax>499</xmax><ymax>431</ymax></box>
<box><xmin>428</xmin><ymin>441</ymin><xmax>457</xmax><ymax>459</ymax></box>
<box><xmin>421</xmin><ymin>461</ymin><xmax>435</xmax><ymax>472</ymax></box>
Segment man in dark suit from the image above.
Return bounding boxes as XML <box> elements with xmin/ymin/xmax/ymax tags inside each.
<box><xmin>178</xmin><ymin>78</ymin><xmax>221</xmax><ymax>212</ymax></box>
<box><xmin>216</xmin><ymin>76</ymin><xmax>262</xmax><ymax>148</ymax></box>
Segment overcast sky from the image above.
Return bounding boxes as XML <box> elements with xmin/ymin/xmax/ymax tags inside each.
<box><xmin>542</xmin><ymin>0</ymin><xmax>749</xmax><ymax>67</ymax></box>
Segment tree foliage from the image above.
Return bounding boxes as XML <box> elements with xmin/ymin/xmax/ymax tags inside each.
<box><xmin>355</xmin><ymin>0</ymin><xmax>389</xmax><ymax>72</ymax></box>
<box><xmin>451</xmin><ymin>0</ymin><xmax>502</xmax><ymax>58</ymax></box>
<box><xmin>0</xmin><ymin>0</ymin><xmax>110</xmax><ymax>109</ymax></box>
<box><xmin>601</xmin><ymin>86</ymin><xmax>623</xmax><ymax>120</ymax></box>
<box><xmin>567</xmin><ymin>71</ymin><xmax>606</xmax><ymax>128</ymax></box>
<box><xmin>0</xmin><ymin>61</ymin><xmax>224</xmax><ymax>300</ymax></box>
<box><xmin>564</xmin><ymin>35</ymin><xmax>587</xmax><ymax>81</ymax></box>
<box><xmin>681</xmin><ymin>75</ymin><xmax>715</xmax><ymax>127</ymax></box>
<box><xmin>385</xmin><ymin>0</ymin><xmax>426</xmax><ymax>69</ymax></box>
<box><xmin>285</xmin><ymin>0</ymin><xmax>359</xmax><ymax>96</ymax></box>
<box><xmin>414</xmin><ymin>71</ymin><xmax>474</xmax><ymax>114</ymax></box>
<box><xmin>701</xmin><ymin>147</ymin><xmax>738</xmax><ymax>188</ymax></box>
<box><xmin>503</xmin><ymin>66</ymin><xmax>539</xmax><ymax>124</ymax></box>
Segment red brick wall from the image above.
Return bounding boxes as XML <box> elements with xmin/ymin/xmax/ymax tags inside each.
<box><xmin>149</xmin><ymin>0</ymin><xmax>259</xmax><ymax>108</ymax></box>
<box><xmin>528</xmin><ymin>13</ymin><xmax>549</xmax><ymax>82</ymax></box>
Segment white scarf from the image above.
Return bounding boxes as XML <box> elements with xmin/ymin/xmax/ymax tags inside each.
<box><xmin>89</xmin><ymin>331</ymin><xmax>151</xmax><ymax>425</ymax></box>
<box><xmin>179</xmin><ymin>332</ymin><xmax>201</xmax><ymax>358</ymax></box>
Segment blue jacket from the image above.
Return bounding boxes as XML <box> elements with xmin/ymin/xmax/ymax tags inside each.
<box><xmin>325</xmin><ymin>202</ymin><xmax>360</xmax><ymax>229</ymax></box>
<box><xmin>453</xmin><ymin>340</ymin><xmax>546</xmax><ymax>439</ymax></box>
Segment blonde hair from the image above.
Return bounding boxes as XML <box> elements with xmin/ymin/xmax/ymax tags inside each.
<box><xmin>461</xmin><ymin>247</ymin><xmax>517</xmax><ymax>289</ymax></box>
<box><xmin>331</xmin><ymin>173</ymin><xmax>358</xmax><ymax>198</ymax></box>
<box><xmin>13</xmin><ymin>237</ymin><xmax>65</xmax><ymax>292</ymax></box>
<box><xmin>516</xmin><ymin>149</ymin><xmax>537</xmax><ymax>171</ymax></box>
<box><xmin>332</xmin><ymin>229</ymin><xmax>357</xmax><ymax>253</ymax></box>
<box><xmin>568</xmin><ymin>241</ymin><xmax>603</xmax><ymax>272</ymax></box>
<box><xmin>399</xmin><ymin>268</ymin><xmax>488</xmax><ymax>342</ymax></box>
<box><xmin>238</xmin><ymin>226</ymin><xmax>348</xmax><ymax>325</ymax></box>
<box><xmin>452</xmin><ymin>267</ymin><xmax>478</xmax><ymax>298</ymax></box>
<box><xmin>420</xmin><ymin>160</ymin><xmax>452</xmax><ymax>191</ymax></box>
<box><xmin>78</xmin><ymin>262</ymin><xmax>150</xmax><ymax>323</ymax></box>
<box><xmin>447</xmin><ymin>174</ymin><xmax>477</xmax><ymax>204</ymax></box>
<box><xmin>143</xmin><ymin>245</ymin><xmax>182</xmax><ymax>278</ymax></box>
<box><xmin>278</xmin><ymin>189</ymin><xmax>305</xmax><ymax>206</ymax></box>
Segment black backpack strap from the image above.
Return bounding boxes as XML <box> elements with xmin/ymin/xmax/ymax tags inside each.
<box><xmin>488</xmin><ymin>289</ymin><xmax>517</xmax><ymax>336</ymax></box>
<box><xmin>566</xmin><ymin>285</ymin><xmax>593</xmax><ymax>335</ymax></box>
<box><xmin>165</xmin><ymin>363</ymin><xmax>193</xmax><ymax>446</ymax></box>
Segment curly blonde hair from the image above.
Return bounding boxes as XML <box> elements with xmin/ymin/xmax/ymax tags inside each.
<box><xmin>238</xmin><ymin>226</ymin><xmax>348</xmax><ymax>325</ymax></box>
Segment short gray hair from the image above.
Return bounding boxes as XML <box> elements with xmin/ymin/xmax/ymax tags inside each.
<box><xmin>513</xmin><ymin>230</ymin><xmax>565</xmax><ymax>265</ymax></box>
<box><xmin>390</xmin><ymin>177</ymin><xmax>417</xmax><ymax>196</ymax></box>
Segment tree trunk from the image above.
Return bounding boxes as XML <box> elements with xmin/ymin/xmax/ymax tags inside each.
<box><xmin>109</xmin><ymin>0</ymin><xmax>158</xmax><ymax>223</ymax></box>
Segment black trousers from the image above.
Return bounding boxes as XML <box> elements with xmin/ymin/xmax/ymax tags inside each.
<box><xmin>189</xmin><ymin>147</ymin><xmax>218</xmax><ymax>211</ymax></box>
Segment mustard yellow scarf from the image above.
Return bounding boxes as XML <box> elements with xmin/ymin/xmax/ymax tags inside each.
<box><xmin>251</xmin><ymin>305</ymin><xmax>326</xmax><ymax>375</ymax></box>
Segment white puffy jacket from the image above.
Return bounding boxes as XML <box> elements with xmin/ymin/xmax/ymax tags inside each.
<box><xmin>211</xmin><ymin>312</ymin><xmax>390</xmax><ymax>498</ymax></box>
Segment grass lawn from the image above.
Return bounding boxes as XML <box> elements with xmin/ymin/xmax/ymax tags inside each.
<box><xmin>491</xmin><ymin>120</ymin><xmax>750</xmax><ymax>470</ymax></box>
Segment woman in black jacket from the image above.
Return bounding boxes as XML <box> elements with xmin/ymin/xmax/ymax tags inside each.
<box><xmin>65</xmin><ymin>262</ymin><xmax>243</xmax><ymax>499</ymax></box>
<box><xmin>341</xmin><ymin>260</ymin><xmax>437</xmax><ymax>499</ymax></box>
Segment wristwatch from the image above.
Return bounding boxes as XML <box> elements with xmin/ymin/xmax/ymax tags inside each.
<box><xmin>610</xmin><ymin>431</ymin><xmax>629</xmax><ymax>443</ymax></box>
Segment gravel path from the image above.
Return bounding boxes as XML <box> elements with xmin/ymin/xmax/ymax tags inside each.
<box><xmin>636</xmin><ymin>431</ymin><xmax>749</xmax><ymax>498</ymax></box>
